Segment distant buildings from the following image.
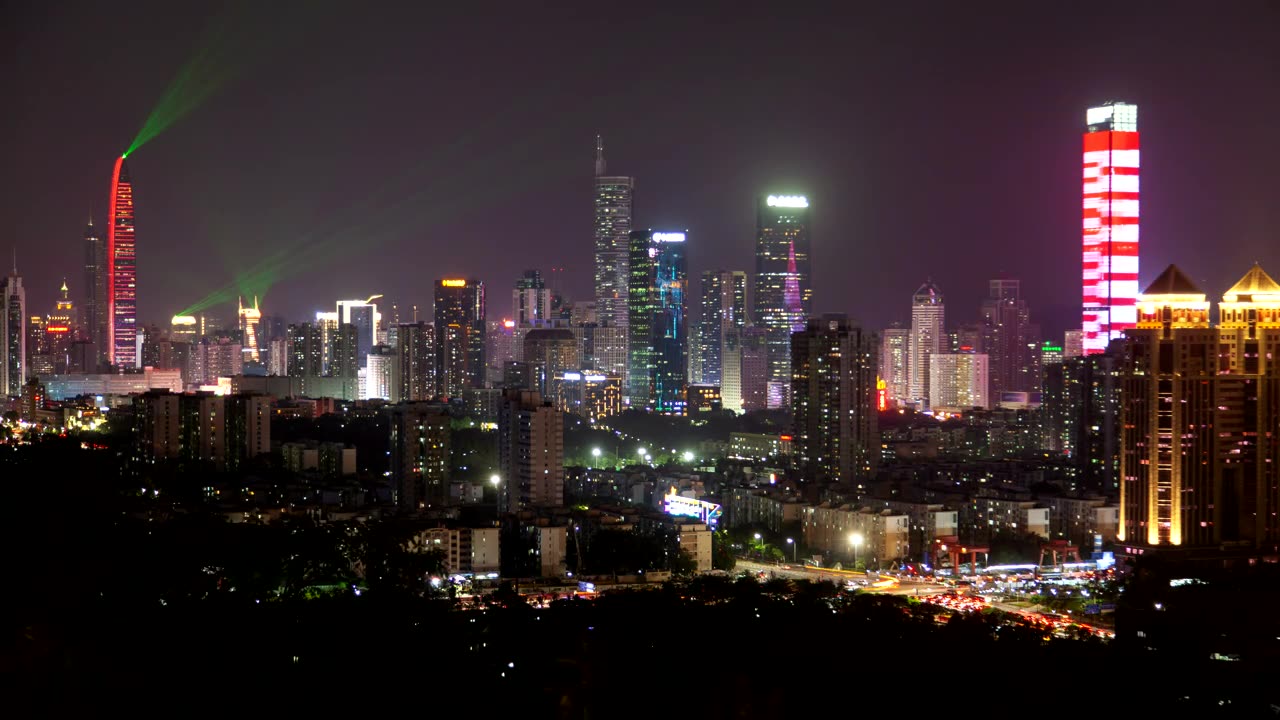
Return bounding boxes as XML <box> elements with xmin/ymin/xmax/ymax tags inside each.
<box><xmin>388</xmin><ymin>402</ymin><xmax>451</xmax><ymax>511</ymax></box>
<box><xmin>980</xmin><ymin>279</ymin><xmax>1037</xmax><ymax>396</ymax></box>
<box><xmin>593</xmin><ymin>136</ymin><xmax>634</xmax><ymax>376</ymax></box>
<box><xmin>694</xmin><ymin>270</ymin><xmax>746</xmax><ymax>386</ymax></box>
<box><xmin>908</xmin><ymin>281</ymin><xmax>945</xmax><ymax>409</ymax></box>
<box><xmin>928</xmin><ymin>352</ymin><xmax>989</xmax><ymax>412</ymax></box>
<box><xmin>83</xmin><ymin>217</ymin><xmax>108</xmax><ymax>368</ymax></box>
<box><xmin>627</xmin><ymin>229</ymin><xmax>687</xmax><ymax>412</ymax></box>
<box><xmin>396</xmin><ymin>321</ymin><xmax>435</xmax><ymax>402</ymax></box>
<box><xmin>754</xmin><ymin>194</ymin><xmax>811</xmax><ymax>406</ymax></box>
<box><xmin>132</xmin><ymin>390</ymin><xmax>270</xmax><ymax>472</ymax></box>
<box><xmin>1082</xmin><ymin>101</ymin><xmax>1140</xmax><ymax>355</ymax></box>
<box><xmin>790</xmin><ymin>314</ymin><xmax>879</xmax><ymax>484</ymax></box>
<box><xmin>879</xmin><ymin>325</ymin><xmax>909</xmax><ymax>407</ymax></box>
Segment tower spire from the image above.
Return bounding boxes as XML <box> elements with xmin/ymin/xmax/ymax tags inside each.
<box><xmin>594</xmin><ymin>134</ymin><xmax>605</xmax><ymax>176</ymax></box>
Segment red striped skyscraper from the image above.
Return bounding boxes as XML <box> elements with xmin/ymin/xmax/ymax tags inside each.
<box><xmin>1081</xmin><ymin>101</ymin><xmax>1139</xmax><ymax>355</ymax></box>
<box><xmin>108</xmin><ymin>156</ymin><xmax>137</xmax><ymax>367</ymax></box>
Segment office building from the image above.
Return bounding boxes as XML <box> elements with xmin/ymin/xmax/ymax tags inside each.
<box><xmin>523</xmin><ymin>327</ymin><xmax>578</xmax><ymax>399</ymax></box>
<box><xmin>592</xmin><ymin>135</ymin><xmax>635</xmax><ymax>335</ymax></box>
<box><xmin>790</xmin><ymin>314</ymin><xmax>879</xmax><ymax>484</ymax></box>
<box><xmin>739</xmin><ymin>326</ymin><xmax>770</xmax><ymax>412</ymax></box>
<box><xmin>499</xmin><ymin>389</ymin><xmax>565</xmax><ymax>512</ymax></box>
<box><xmin>695</xmin><ymin>270</ymin><xmax>747</xmax><ymax>386</ymax></box>
<box><xmin>627</xmin><ymin>229</ymin><xmax>688</xmax><ymax>412</ymax></box>
<box><xmin>434</xmin><ymin>278</ymin><xmax>485</xmax><ymax>397</ymax></box>
<box><xmin>237</xmin><ymin>296</ymin><xmax>261</xmax><ymax>363</ymax></box>
<box><xmin>108</xmin><ymin>156</ymin><xmax>138</xmax><ymax>368</ymax></box>
<box><xmin>287</xmin><ymin>322</ymin><xmax>324</xmax><ymax>378</ymax></box>
<box><xmin>1082</xmin><ymin>101</ymin><xmax>1140</xmax><ymax>355</ymax></box>
<box><xmin>388</xmin><ymin>403</ymin><xmax>451</xmax><ymax>511</ymax></box>
<box><xmin>513</xmin><ymin>270</ymin><xmax>552</xmax><ymax>326</ymax></box>
<box><xmin>879</xmin><ymin>325</ymin><xmax>910</xmax><ymax>407</ymax></box>
<box><xmin>720</xmin><ymin>327</ymin><xmax>744</xmax><ymax>413</ymax></box>
<box><xmin>1119</xmin><ymin>264</ymin><xmax>1280</xmax><ymax>550</ymax></box>
<box><xmin>754</xmin><ymin>194</ymin><xmax>811</xmax><ymax>396</ymax></box>
<box><xmin>329</xmin><ymin>322</ymin><xmax>360</xmax><ymax>380</ymax></box>
<box><xmin>980</xmin><ymin>279</ymin><xmax>1036</xmax><ymax>395</ymax></box>
<box><xmin>366</xmin><ymin>344</ymin><xmax>397</xmax><ymax>401</ymax></box>
<box><xmin>2</xmin><ymin>265</ymin><xmax>25</xmax><ymax>395</ymax></box>
<box><xmin>1040</xmin><ymin>350</ymin><xmax>1122</xmax><ymax>491</ymax></box>
<box><xmin>485</xmin><ymin>318</ymin><xmax>516</xmax><ymax>386</ymax></box>
<box><xmin>336</xmin><ymin>296</ymin><xmax>381</xmax><ymax>369</ymax></box>
<box><xmin>555</xmin><ymin>370</ymin><xmax>621</xmax><ymax>422</ymax></box>
<box><xmin>83</xmin><ymin>217</ymin><xmax>108</xmax><ymax>367</ymax></box>
<box><xmin>908</xmin><ymin>281</ymin><xmax>945</xmax><ymax>409</ymax></box>
<box><xmin>928</xmin><ymin>352</ymin><xmax>989</xmax><ymax>412</ymax></box>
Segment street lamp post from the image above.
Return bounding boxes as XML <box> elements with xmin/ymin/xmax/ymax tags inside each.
<box><xmin>753</xmin><ymin>533</ymin><xmax>762</xmax><ymax>559</ymax></box>
<box><xmin>786</xmin><ymin>537</ymin><xmax>796</xmax><ymax>563</ymax></box>
<box><xmin>850</xmin><ymin>532</ymin><xmax>864</xmax><ymax>569</ymax></box>
<box><xmin>490</xmin><ymin>474</ymin><xmax>501</xmax><ymax>513</ymax></box>
<box><xmin>591</xmin><ymin>447</ymin><xmax>601</xmax><ymax>469</ymax></box>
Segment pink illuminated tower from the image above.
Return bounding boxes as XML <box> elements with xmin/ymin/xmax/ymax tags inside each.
<box><xmin>1081</xmin><ymin>102</ymin><xmax>1139</xmax><ymax>354</ymax></box>
<box><xmin>108</xmin><ymin>155</ymin><xmax>137</xmax><ymax>367</ymax></box>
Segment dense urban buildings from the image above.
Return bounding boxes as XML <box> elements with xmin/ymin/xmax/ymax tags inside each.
<box><xmin>1082</xmin><ymin>101</ymin><xmax>1140</xmax><ymax>355</ymax></box>
<box><xmin>753</xmin><ymin>194</ymin><xmax>811</xmax><ymax>406</ymax></box>
<box><xmin>626</xmin><ymin>229</ymin><xmax>688</xmax><ymax>413</ymax></box>
<box><xmin>790</xmin><ymin>314</ymin><xmax>879</xmax><ymax>485</ymax></box>
<box><xmin>108</xmin><ymin>156</ymin><xmax>137</xmax><ymax>369</ymax></box>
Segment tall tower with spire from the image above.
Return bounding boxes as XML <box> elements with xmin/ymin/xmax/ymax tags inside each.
<box><xmin>1</xmin><ymin>257</ymin><xmax>26</xmax><ymax>395</ymax></box>
<box><xmin>84</xmin><ymin>214</ymin><xmax>107</xmax><ymax>366</ymax></box>
<box><xmin>592</xmin><ymin>135</ymin><xmax>635</xmax><ymax>384</ymax></box>
<box><xmin>108</xmin><ymin>156</ymin><xmax>138</xmax><ymax>368</ymax></box>
<box><xmin>754</xmin><ymin>193</ymin><xmax>811</xmax><ymax>408</ymax></box>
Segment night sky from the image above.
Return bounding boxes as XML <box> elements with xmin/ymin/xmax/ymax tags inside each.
<box><xmin>4</xmin><ymin>1</ymin><xmax>1278</xmax><ymax>339</ymax></box>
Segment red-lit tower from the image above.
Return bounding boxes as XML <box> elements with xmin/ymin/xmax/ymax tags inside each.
<box><xmin>1081</xmin><ymin>102</ymin><xmax>1139</xmax><ymax>354</ymax></box>
<box><xmin>108</xmin><ymin>156</ymin><xmax>137</xmax><ymax>367</ymax></box>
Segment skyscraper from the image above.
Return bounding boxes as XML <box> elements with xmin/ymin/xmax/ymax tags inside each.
<box><xmin>396</xmin><ymin>321</ymin><xmax>435</xmax><ymax>401</ymax></box>
<box><xmin>108</xmin><ymin>156</ymin><xmax>138</xmax><ymax>368</ymax></box>
<box><xmin>879</xmin><ymin>325</ymin><xmax>910</xmax><ymax>407</ymax></box>
<box><xmin>1082</xmin><ymin>101</ymin><xmax>1140</xmax><ymax>355</ymax></box>
<box><xmin>499</xmin><ymin>389</ymin><xmax>564</xmax><ymax>512</ymax></box>
<box><xmin>908</xmin><ymin>281</ymin><xmax>945</xmax><ymax>409</ymax></box>
<box><xmin>695</xmin><ymin>270</ymin><xmax>747</xmax><ymax>386</ymax></box>
<box><xmin>512</xmin><ymin>270</ymin><xmax>552</xmax><ymax>326</ymax></box>
<box><xmin>388</xmin><ymin>403</ymin><xmax>451</xmax><ymax>511</ymax></box>
<box><xmin>1</xmin><ymin>264</ymin><xmax>25</xmax><ymax>396</ymax></box>
<box><xmin>754</xmin><ymin>194</ymin><xmax>811</xmax><ymax>399</ymax></box>
<box><xmin>238</xmin><ymin>296</ymin><xmax>261</xmax><ymax>363</ymax></box>
<box><xmin>336</xmin><ymin>296</ymin><xmax>381</xmax><ymax>369</ymax></box>
<box><xmin>83</xmin><ymin>217</ymin><xmax>107</xmax><ymax>365</ymax></box>
<box><xmin>593</xmin><ymin>136</ymin><xmax>635</xmax><ymax>335</ymax></box>
<box><xmin>928</xmin><ymin>352</ymin><xmax>990</xmax><ymax>412</ymax></box>
<box><xmin>790</xmin><ymin>314</ymin><xmax>878</xmax><ymax>485</ymax></box>
<box><xmin>434</xmin><ymin>278</ymin><xmax>485</xmax><ymax>397</ymax></box>
<box><xmin>980</xmin><ymin>279</ymin><xmax>1034</xmax><ymax>396</ymax></box>
<box><xmin>627</xmin><ymin>230</ymin><xmax>688</xmax><ymax>412</ymax></box>
<box><xmin>286</xmin><ymin>322</ymin><xmax>324</xmax><ymax>378</ymax></box>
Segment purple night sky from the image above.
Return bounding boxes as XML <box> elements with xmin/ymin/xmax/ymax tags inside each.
<box><xmin>4</xmin><ymin>1</ymin><xmax>1278</xmax><ymax>339</ymax></box>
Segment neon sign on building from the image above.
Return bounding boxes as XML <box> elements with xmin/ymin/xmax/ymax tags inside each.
<box><xmin>1082</xmin><ymin>102</ymin><xmax>1139</xmax><ymax>354</ymax></box>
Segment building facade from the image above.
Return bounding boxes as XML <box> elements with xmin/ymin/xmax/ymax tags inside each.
<box><xmin>1082</xmin><ymin>101</ymin><xmax>1140</xmax><ymax>355</ymax></box>
<box><xmin>434</xmin><ymin>278</ymin><xmax>485</xmax><ymax>397</ymax></box>
<box><xmin>83</xmin><ymin>218</ymin><xmax>107</xmax><ymax>367</ymax></box>
<box><xmin>499</xmin><ymin>389</ymin><xmax>565</xmax><ymax>512</ymax></box>
<box><xmin>928</xmin><ymin>352</ymin><xmax>990</xmax><ymax>412</ymax></box>
<box><xmin>754</xmin><ymin>194</ymin><xmax>811</xmax><ymax>402</ymax></box>
<box><xmin>627</xmin><ymin>230</ymin><xmax>688</xmax><ymax>412</ymax></box>
<box><xmin>908</xmin><ymin>281</ymin><xmax>945</xmax><ymax>409</ymax></box>
<box><xmin>388</xmin><ymin>402</ymin><xmax>452</xmax><ymax>511</ymax></box>
<box><xmin>108</xmin><ymin>156</ymin><xmax>138</xmax><ymax>368</ymax></box>
<box><xmin>695</xmin><ymin>270</ymin><xmax>747</xmax><ymax>386</ymax></box>
<box><xmin>593</xmin><ymin>136</ymin><xmax>635</xmax><ymax>342</ymax></box>
<box><xmin>1</xmin><ymin>266</ymin><xmax>25</xmax><ymax>396</ymax></box>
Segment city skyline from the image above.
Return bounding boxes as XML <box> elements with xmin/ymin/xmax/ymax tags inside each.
<box><xmin>4</xmin><ymin>2</ymin><xmax>1277</xmax><ymax>339</ymax></box>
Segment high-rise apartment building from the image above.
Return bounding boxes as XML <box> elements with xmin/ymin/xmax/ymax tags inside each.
<box><xmin>593</xmin><ymin>136</ymin><xmax>635</xmax><ymax>338</ymax></box>
<box><xmin>695</xmin><ymin>270</ymin><xmax>747</xmax><ymax>386</ymax></box>
<box><xmin>366</xmin><ymin>345</ymin><xmax>397</xmax><ymax>401</ymax></box>
<box><xmin>980</xmin><ymin>279</ymin><xmax>1036</xmax><ymax>396</ymax></box>
<box><xmin>908</xmin><ymin>281</ymin><xmax>945</xmax><ymax>409</ymax></box>
<box><xmin>396</xmin><ymin>321</ymin><xmax>435</xmax><ymax>402</ymax></box>
<box><xmin>754</xmin><ymin>194</ymin><xmax>811</xmax><ymax>397</ymax></box>
<box><xmin>1</xmin><ymin>265</ymin><xmax>25</xmax><ymax>396</ymax></box>
<box><xmin>739</xmin><ymin>326</ymin><xmax>770</xmax><ymax>412</ymax></box>
<box><xmin>879</xmin><ymin>325</ymin><xmax>910</xmax><ymax>407</ymax></box>
<box><xmin>928</xmin><ymin>352</ymin><xmax>989</xmax><ymax>412</ymax></box>
<box><xmin>790</xmin><ymin>314</ymin><xmax>879</xmax><ymax>485</ymax></box>
<box><xmin>434</xmin><ymin>278</ymin><xmax>485</xmax><ymax>397</ymax></box>
<box><xmin>523</xmin><ymin>327</ymin><xmax>579</xmax><ymax>400</ymax></box>
<box><xmin>1119</xmin><ymin>264</ymin><xmax>1280</xmax><ymax>550</ymax></box>
<box><xmin>388</xmin><ymin>403</ymin><xmax>451</xmax><ymax>511</ymax></box>
<box><xmin>108</xmin><ymin>156</ymin><xmax>138</xmax><ymax>368</ymax></box>
<box><xmin>498</xmin><ymin>389</ymin><xmax>564</xmax><ymax>512</ymax></box>
<box><xmin>286</xmin><ymin>322</ymin><xmax>324</xmax><ymax>378</ymax></box>
<box><xmin>627</xmin><ymin>230</ymin><xmax>688</xmax><ymax>412</ymax></box>
<box><xmin>512</xmin><ymin>270</ymin><xmax>552</xmax><ymax>326</ymax></box>
<box><xmin>83</xmin><ymin>218</ymin><xmax>107</xmax><ymax>366</ymax></box>
<box><xmin>1082</xmin><ymin>101</ymin><xmax>1140</xmax><ymax>355</ymax></box>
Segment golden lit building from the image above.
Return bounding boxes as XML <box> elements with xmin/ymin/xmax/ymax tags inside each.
<box><xmin>1119</xmin><ymin>264</ymin><xmax>1280</xmax><ymax>552</ymax></box>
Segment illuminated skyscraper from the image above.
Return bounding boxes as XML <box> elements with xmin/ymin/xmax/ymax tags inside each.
<box><xmin>1082</xmin><ymin>101</ymin><xmax>1139</xmax><ymax>355</ymax></box>
<box><xmin>695</xmin><ymin>270</ymin><xmax>747</xmax><ymax>385</ymax></box>
<box><xmin>928</xmin><ymin>352</ymin><xmax>990</xmax><ymax>412</ymax></box>
<box><xmin>1</xmin><ymin>264</ymin><xmax>25</xmax><ymax>395</ymax></box>
<box><xmin>336</xmin><ymin>296</ymin><xmax>382</xmax><ymax>369</ymax></box>
<box><xmin>238</xmin><ymin>296</ymin><xmax>261</xmax><ymax>363</ymax></box>
<box><xmin>593</xmin><ymin>136</ymin><xmax>635</xmax><ymax>337</ymax></box>
<box><xmin>908</xmin><ymin>281</ymin><xmax>945</xmax><ymax>408</ymax></box>
<box><xmin>754</xmin><ymin>194</ymin><xmax>811</xmax><ymax>399</ymax></box>
<box><xmin>83</xmin><ymin>217</ymin><xmax>107</xmax><ymax>365</ymax></box>
<box><xmin>980</xmin><ymin>279</ymin><xmax>1035</xmax><ymax>395</ymax></box>
<box><xmin>434</xmin><ymin>278</ymin><xmax>485</xmax><ymax>397</ymax></box>
<box><xmin>396</xmin><ymin>321</ymin><xmax>435</xmax><ymax>401</ymax></box>
<box><xmin>627</xmin><ymin>230</ymin><xmax>688</xmax><ymax>412</ymax></box>
<box><xmin>499</xmin><ymin>389</ymin><xmax>564</xmax><ymax>511</ymax></box>
<box><xmin>1118</xmin><ymin>263</ymin><xmax>1280</xmax><ymax>550</ymax></box>
<box><xmin>388</xmin><ymin>403</ymin><xmax>451</xmax><ymax>511</ymax></box>
<box><xmin>108</xmin><ymin>156</ymin><xmax>138</xmax><ymax>368</ymax></box>
<box><xmin>790</xmin><ymin>314</ymin><xmax>878</xmax><ymax>485</ymax></box>
<box><xmin>879</xmin><ymin>325</ymin><xmax>910</xmax><ymax>407</ymax></box>
<box><xmin>512</xmin><ymin>270</ymin><xmax>552</xmax><ymax>326</ymax></box>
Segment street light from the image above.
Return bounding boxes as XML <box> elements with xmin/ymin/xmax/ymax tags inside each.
<box><xmin>490</xmin><ymin>474</ymin><xmax>502</xmax><ymax>513</ymax></box>
<box><xmin>786</xmin><ymin>537</ymin><xmax>796</xmax><ymax>563</ymax></box>
<box><xmin>682</xmin><ymin>450</ymin><xmax>694</xmax><ymax>463</ymax></box>
<box><xmin>849</xmin><ymin>532</ymin><xmax>864</xmax><ymax>568</ymax></box>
